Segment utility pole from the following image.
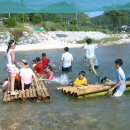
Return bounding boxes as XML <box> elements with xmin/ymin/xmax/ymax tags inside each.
<box><xmin>8</xmin><ymin>13</ymin><xmax>10</xmax><ymax>18</ymax></box>
<box><xmin>76</xmin><ymin>13</ymin><xmax>78</xmax><ymax>21</ymax></box>
<box><xmin>100</xmin><ymin>18</ymin><xmax>102</xmax><ymax>29</ymax></box>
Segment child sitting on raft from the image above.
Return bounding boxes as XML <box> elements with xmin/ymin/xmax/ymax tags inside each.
<box><xmin>72</xmin><ymin>71</ymin><xmax>88</xmax><ymax>87</ymax></box>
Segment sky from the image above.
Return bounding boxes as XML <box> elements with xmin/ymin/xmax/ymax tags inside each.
<box><xmin>88</xmin><ymin>11</ymin><xmax>104</xmax><ymax>18</ymax></box>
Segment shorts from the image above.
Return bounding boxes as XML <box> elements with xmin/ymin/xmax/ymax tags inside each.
<box><xmin>7</xmin><ymin>66</ymin><xmax>16</xmax><ymax>77</ymax></box>
<box><xmin>113</xmin><ymin>90</ymin><xmax>123</xmax><ymax>97</ymax></box>
<box><xmin>88</xmin><ymin>57</ymin><xmax>96</xmax><ymax>69</ymax></box>
<box><xmin>24</xmin><ymin>83</ymin><xmax>31</xmax><ymax>90</ymax></box>
<box><xmin>15</xmin><ymin>81</ymin><xmax>21</xmax><ymax>90</ymax></box>
<box><xmin>62</xmin><ymin>66</ymin><xmax>72</xmax><ymax>72</ymax></box>
<box><xmin>15</xmin><ymin>82</ymin><xmax>31</xmax><ymax>90</ymax></box>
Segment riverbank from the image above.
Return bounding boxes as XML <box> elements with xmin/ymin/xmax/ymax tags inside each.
<box><xmin>0</xmin><ymin>30</ymin><xmax>130</xmax><ymax>52</ymax></box>
<box><xmin>0</xmin><ymin>42</ymin><xmax>83</xmax><ymax>52</ymax></box>
<box><xmin>0</xmin><ymin>38</ymin><xmax>130</xmax><ymax>52</ymax></box>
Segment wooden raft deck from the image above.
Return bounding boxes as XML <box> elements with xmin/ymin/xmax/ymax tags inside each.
<box><xmin>57</xmin><ymin>81</ymin><xmax>130</xmax><ymax>99</ymax></box>
<box><xmin>3</xmin><ymin>80</ymin><xmax>50</xmax><ymax>103</ymax></box>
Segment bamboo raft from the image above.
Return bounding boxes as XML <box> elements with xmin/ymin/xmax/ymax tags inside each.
<box><xmin>3</xmin><ymin>80</ymin><xmax>50</xmax><ymax>103</ymax></box>
<box><xmin>57</xmin><ymin>81</ymin><xmax>130</xmax><ymax>99</ymax></box>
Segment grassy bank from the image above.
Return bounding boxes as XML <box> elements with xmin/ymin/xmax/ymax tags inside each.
<box><xmin>76</xmin><ymin>37</ymin><xmax>121</xmax><ymax>44</ymax></box>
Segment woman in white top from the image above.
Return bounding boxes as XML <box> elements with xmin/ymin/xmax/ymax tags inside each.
<box><xmin>18</xmin><ymin>59</ymin><xmax>38</xmax><ymax>91</ymax></box>
<box><xmin>5</xmin><ymin>40</ymin><xmax>19</xmax><ymax>96</ymax></box>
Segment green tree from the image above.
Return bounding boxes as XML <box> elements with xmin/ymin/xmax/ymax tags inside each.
<box><xmin>4</xmin><ymin>17</ymin><xmax>17</xmax><ymax>27</ymax></box>
<box><xmin>105</xmin><ymin>10</ymin><xmax>129</xmax><ymax>33</ymax></box>
<box><xmin>78</xmin><ymin>13</ymin><xmax>91</xmax><ymax>25</ymax></box>
<box><xmin>70</xmin><ymin>19</ymin><xmax>77</xmax><ymax>25</ymax></box>
<box><xmin>32</xmin><ymin>14</ymin><xmax>43</xmax><ymax>24</ymax></box>
<box><xmin>54</xmin><ymin>16</ymin><xmax>62</xmax><ymax>22</ymax></box>
<box><xmin>20</xmin><ymin>14</ymin><xmax>29</xmax><ymax>23</ymax></box>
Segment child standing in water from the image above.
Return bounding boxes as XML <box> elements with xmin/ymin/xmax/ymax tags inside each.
<box><xmin>82</xmin><ymin>38</ymin><xmax>100</xmax><ymax>83</ymax></box>
<box><xmin>109</xmin><ymin>59</ymin><xmax>126</xmax><ymax>97</ymax></box>
<box><xmin>73</xmin><ymin>71</ymin><xmax>88</xmax><ymax>87</ymax></box>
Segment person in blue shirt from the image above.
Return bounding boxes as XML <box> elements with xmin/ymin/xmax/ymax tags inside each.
<box><xmin>109</xmin><ymin>59</ymin><xmax>126</xmax><ymax>97</ymax></box>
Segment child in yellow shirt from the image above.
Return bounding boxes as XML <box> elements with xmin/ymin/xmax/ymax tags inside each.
<box><xmin>73</xmin><ymin>71</ymin><xmax>88</xmax><ymax>87</ymax></box>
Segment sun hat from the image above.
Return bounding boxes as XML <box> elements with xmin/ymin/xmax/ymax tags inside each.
<box><xmin>17</xmin><ymin>59</ymin><xmax>29</xmax><ymax>68</ymax></box>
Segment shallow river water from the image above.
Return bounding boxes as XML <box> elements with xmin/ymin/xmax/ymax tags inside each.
<box><xmin>0</xmin><ymin>44</ymin><xmax>130</xmax><ymax>130</ymax></box>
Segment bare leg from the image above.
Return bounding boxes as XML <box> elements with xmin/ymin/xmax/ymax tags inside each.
<box><xmin>89</xmin><ymin>58</ymin><xmax>97</xmax><ymax>75</ymax></box>
<box><xmin>92</xmin><ymin>66</ymin><xmax>97</xmax><ymax>75</ymax></box>
<box><xmin>7</xmin><ymin>77</ymin><xmax>11</xmax><ymax>93</ymax></box>
<box><xmin>2</xmin><ymin>80</ymin><xmax>8</xmax><ymax>91</ymax></box>
<box><xmin>89</xmin><ymin>58</ymin><xmax>100</xmax><ymax>83</ymax></box>
<box><xmin>10</xmin><ymin>76</ymin><xmax>15</xmax><ymax>93</ymax></box>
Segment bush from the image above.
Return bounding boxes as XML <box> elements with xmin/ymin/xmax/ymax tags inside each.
<box><xmin>11</xmin><ymin>29</ymin><xmax>23</xmax><ymax>41</ymax></box>
<box><xmin>43</xmin><ymin>21</ymin><xmax>56</xmax><ymax>31</ymax></box>
<box><xmin>32</xmin><ymin>15</ymin><xmax>43</xmax><ymax>24</ymax></box>
<box><xmin>4</xmin><ymin>17</ymin><xmax>17</xmax><ymax>27</ymax></box>
<box><xmin>100</xmin><ymin>29</ymin><xmax>112</xmax><ymax>34</ymax></box>
<box><xmin>19</xmin><ymin>14</ymin><xmax>29</xmax><ymax>22</ymax></box>
<box><xmin>70</xmin><ymin>19</ymin><xmax>77</xmax><ymax>25</ymax></box>
<box><xmin>54</xmin><ymin>16</ymin><xmax>62</xmax><ymax>23</ymax></box>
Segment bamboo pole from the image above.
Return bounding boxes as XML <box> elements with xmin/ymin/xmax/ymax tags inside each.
<box><xmin>36</xmin><ymin>87</ymin><xmax>42</xmax><ymax>99</ymax></box>
<box><xmin>13</xmin><ymin>90</ymin><xmax>19</xmax><ymax>100</ymax></box>
<box><xmin>3</xmin><ymin>92</ymin><xmax>7</xmax><ymax>102</ymax></box>
<box><xmin>77</xmin><ymin>86</ymin><xmax>130</xmax><ymax>99</ymax></box>
<box><xmin>25</xmin><ymin>89</ymin><xmax>30</xmax><ymax>98</ymax></box>
<box><xmin>22</xmin><ymin>90</ymin><xmax>26</xmax><ymax>99</ymax></box>
<box><xmin>32</xmin><ymin>87</ymin><xmax>37</xmax><ymax>98</ymax></box>
<box><xmin>75</xmin><ymin>86</ymin><xmax>111</xmax><ymax>96</ymax></box>
<box><xmin>42</xmin><ymin>88</ymin><xmax>50</xmax><ymax>99</ymax></box>
<box><xmin>61</xmin><ymin>87</ymin><xmax>75</xmax><ymax>94</ymax></box>
<box><xmin>6</xmin><ymin>93</ymin><xmax>11</xmax><ymax>102</ymax></box>
<box><xmin>10</xmin><ymin>95</ymin><xmax>15</xmax><ymax>101</ymax></box>
<box><xmin>77</xmin><ymin>91</ymin><xmax>108</xmax><ymax>99</ymax></box>
<box><xmin>29</xmin><ymin>88</ymin><xmax>33</xmax><ymax>98</ymax></box>
<box><xmin>18</xmin><ymin>91</ymin><xmax>23</xmax><ymax>99</ymax></box>
<box><xmin>40</xmin><ymin>88</ymin><xmax>46</xmax><ymax>100</ymax></box>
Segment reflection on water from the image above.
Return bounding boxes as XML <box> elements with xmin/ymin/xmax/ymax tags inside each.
<box><xmin>0</xmin><ymin>44</ymin><xmax>130</xmax><ymax>129</ymax></box>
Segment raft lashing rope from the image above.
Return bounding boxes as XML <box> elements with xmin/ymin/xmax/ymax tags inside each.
<box><xmin>57</xmin><ymin>81</ymin><xmax>130</xmax><ymax>99</ymax></box>
<box><xmin>3</xmin><ymin>80</ymin><xmax>50</xmax><ymax>103</ymax></box>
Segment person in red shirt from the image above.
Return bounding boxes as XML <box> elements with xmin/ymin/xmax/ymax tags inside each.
<box><xmin>41</xmin><ymin>53</ymin><xmax>50</xmax><ymax>69</ymax></box>
<box><xmin>34</xmin><ymin>57</ymin><xmax>44</xmax><ymax>74</ymax></box>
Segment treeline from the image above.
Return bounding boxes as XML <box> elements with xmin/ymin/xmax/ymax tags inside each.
<box><xmin>1</xmin><ymin>11</ymin><xmax>130</xmax><ymax>33</ymax></box>
<box><xmin>2</xmin><ymin>13</ymin><xmax>94</xmax><ymax>31</ymax></box>
<box><xmin>91</xmin><ymin>10</ymin><xmax>130</xmax><ymax>33</ymax></box>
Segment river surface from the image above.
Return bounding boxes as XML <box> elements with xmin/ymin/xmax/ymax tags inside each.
<box><xmin>0</xmin><ymin>44</ymin><xmax>130</xmax><ymax>130</ymax></box>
